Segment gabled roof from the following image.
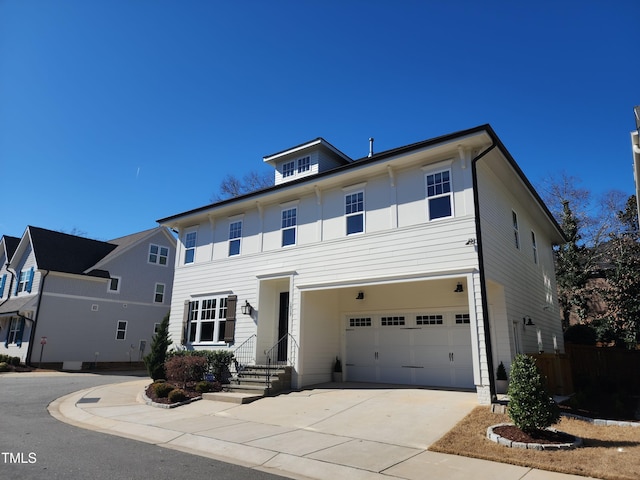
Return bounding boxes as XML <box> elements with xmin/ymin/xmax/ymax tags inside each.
<box><xmin>1</xmin><ymin>235</ymin><xmax>20</xmax><ymax>262</ymax></box>
<box><xmin>25</xmin><ymin>227</ymin><xmax>117</xmax><ymax>277</ymax></box>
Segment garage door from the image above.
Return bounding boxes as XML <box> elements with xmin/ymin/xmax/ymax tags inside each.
<box><xmin>345</xmin><ymin>312</ymin><xmax>474</xmax><ymax>388</ymax></box>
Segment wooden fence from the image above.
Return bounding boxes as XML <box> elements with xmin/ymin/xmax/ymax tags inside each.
<box><xmin>564</xmin><ymin>343</ymin><xmax>640</xmax><ymax>394</ymax></box>
<box><xmin>529</xmin><ymin>352</ymin><xmax>573</xmax><ymax>395</ymax></box>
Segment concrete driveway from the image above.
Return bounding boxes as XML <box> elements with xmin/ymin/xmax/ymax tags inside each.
<box><xmin>49</xmin><ymin>379</ymin><xmax>588</xmax><ymax>480</ymax></box>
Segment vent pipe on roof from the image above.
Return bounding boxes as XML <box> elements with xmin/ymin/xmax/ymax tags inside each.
<box><xmin>368</xmin><ymin>137</ymin><xmax>374</xmax><ymax>158</ymax></box>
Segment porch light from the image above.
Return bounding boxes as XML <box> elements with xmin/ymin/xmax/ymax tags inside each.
<box><xmin>454</xmin><ymin>282</ymin><xmax>464</xmax><ymax>293</ymax></box>
<box><xmin>523</xmin><ymin>317</ymin><xmax>534</xmax><ymax>327</ymax></box>
<box><xmin>241</xmin><ymin>300</ymin><xmax>253</xmax><ymax>315</ymax></box>
<box><xmin>356</xmin><ymin>291</ymin><xmax>364</xmax><ymax>300</ymax></box>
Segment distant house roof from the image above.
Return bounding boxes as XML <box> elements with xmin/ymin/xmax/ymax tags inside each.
<box><xmin>27</xmin><ymin>227</ymin><xmax>118</xmax><ymax>277</ymax></box>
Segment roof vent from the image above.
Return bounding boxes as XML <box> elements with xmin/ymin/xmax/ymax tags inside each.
<box><xmin>368</xmin><ymin>137</ymin><xmax>374</xmax><ymax>158</ymax></box>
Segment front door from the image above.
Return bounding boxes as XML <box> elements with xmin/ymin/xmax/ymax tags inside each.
<box><xmin>277</xmin><ymin>292</ymin><xmax>289</xmax><ymax>362</ymax></box>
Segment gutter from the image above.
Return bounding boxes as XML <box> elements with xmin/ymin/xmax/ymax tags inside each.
<box><xmin>470</xmin><ymin>137</ymin><xmax>498</xmax><ymax>403</ymax></box>
<box><xmin>0</xmin><ymin>264</ymin><xmax>16</xmax><ymax>309</ymax></box>
<box><xmin>25</xmin><ymin>270</ymin><xmax>49</xmax><ymax>366</ymax></box>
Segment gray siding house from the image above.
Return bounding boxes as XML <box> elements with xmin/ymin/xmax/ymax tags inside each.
<box><xmin>0</xmin><ymin>226</ymin><xmax>176</xmax><ymax>368</ymax></box>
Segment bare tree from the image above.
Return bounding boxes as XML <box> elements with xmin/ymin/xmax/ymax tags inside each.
<box><xmin>212</xmin><ymin>171</ymin><xmax>274</xmax><ymax>202</ymax></box>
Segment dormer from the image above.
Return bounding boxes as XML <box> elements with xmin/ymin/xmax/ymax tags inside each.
<box><xmin>264</xmin><ymin>137</ymin><xmax>352</xmax><ymax>185</ymax></box>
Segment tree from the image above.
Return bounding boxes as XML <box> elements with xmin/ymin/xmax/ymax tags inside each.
<box><xmin>144</xmin><ymin>313</ymin><xmax>172</xmax><ymax>380</ymax></box>
<box><xmin>507</xmin><ymin>354</ymin><xmax>560</xmax><ymax>435</ymax></box>
<box><xmin>595</xmin><ymin>195</ymin><xmax>640</xmax><ymax>348</ymax></box>
<box><xmin>212</xmin><ymin>170</ymin><xmax>273</xmax><ymax>201</ymax></box>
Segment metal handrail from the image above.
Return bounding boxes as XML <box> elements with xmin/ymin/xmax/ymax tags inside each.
<box><xmin>232</xmin><ymin>334</ymin><xmax>256</xmax><ymax>378</ymax></box>
<box><xmin>264</xmin><ymin>333</ymin><xmax>299</xmax><ymax>394</ymax></box>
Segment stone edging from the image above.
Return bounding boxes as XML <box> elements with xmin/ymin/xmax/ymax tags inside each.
<box><xmin>560</xmin><ymin>412</ymin><xmax>640</xmax><ymax>428</ymax></box>
<box><xmin>141</xmin><ymin>390</ymin><xmax>202</xmax><ymax>409</ymax></box>
<box><xmin>487</xmin><ymin>423</ymin><xmax>583</xmax><ymax>450</ymax></box>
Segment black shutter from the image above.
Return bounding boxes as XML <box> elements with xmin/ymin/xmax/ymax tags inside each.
<box><xmin>223</xmin><ymin>295</ymin><xmax>237</xmax><ymax>343</ymax></box>
<box><xmin>182</xmin><ymin>300</ymin><xmax>190</xmax><ymax>345</ymax></box>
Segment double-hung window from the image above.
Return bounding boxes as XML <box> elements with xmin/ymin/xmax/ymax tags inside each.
<box><xmin>345</xmin><ymin>191</ymin><xmax>364</xmax><ymax>235</ymax></box>
<box><xmin>512</xmin><ymin>211</ymin><xmax>520</xmax><ymax>249</ymax></box>
<box><xmin>425</xmin><ymin>170</ymin><xmax>453</xmax><ymax>220</ymax></box>
<box><xmin>149</xmin><ymin>244</ymin><xmax>169</xmax><ymax>265</ymax></box>
<box><xmin>282</xmin><ymin>161</ymin><xmax>295</xmax><ymax>178</ymax></box>
<box><xmin>154</xmin><ymin>283</ymin><xmax>165</xmax><ymax>303</ymax></box>
<box><xmin>116</xmin><ymin>321</ymin><xmax>127</xmax><ymax>340</ymax></box>
<box><xmin>184</xmin><ymin>231</ymin><xmax>197</xmax><ymax>264</ymax></box>
<box><xmin>17</xmin><ymin>268</ymin><xmax>33</xmax><ymax>294</ymax></box>
<box><xmin>531</xmin><ymin>231</ymin><xmax>538</xmax><ymax>264</ymax></box>
<box><xmin>187</xmin><ymin>296</ymin><xmax>228</xmax><ymax>343</ymax></box>
<box><xmin>229</xmin><ymin>221</ymin><xmax>242</xmax><ymax>256</ymax></box>
<box><xmin>6</xmin><ymin>318</ymin><xmax>23</xmax><ymax>345</ymax></box>
<box><xmin>297</xmin><ymin>156</ymin><xmax>310</xmax><ymax>173</ymax></box>
<box><xmin>281</xmin><ymin>207</ymin><xmax>297</xmax><ymax>246</ymax></box>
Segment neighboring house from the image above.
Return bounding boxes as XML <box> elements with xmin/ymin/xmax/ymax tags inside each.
<box><xmin>158</xmin><ymin>124</ymin><xmax>565</xmax><ymax>404</ymax></box>
<box><xmin>0</xmin><ymin>226</ymin><xmax>176</xmax><ymax>368</ymax></box>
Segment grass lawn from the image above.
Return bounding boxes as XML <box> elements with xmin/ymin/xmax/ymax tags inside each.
<box><xmin>429</xmin><ymin>407</ymin><xmax>640</xmax><ymax>480</ymax></box>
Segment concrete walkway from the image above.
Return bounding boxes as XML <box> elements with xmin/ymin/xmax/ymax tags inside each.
<box><xmin>48</xmin><ymin>379</ymin><xmax>593</xmax><ymax>480</ymax></box>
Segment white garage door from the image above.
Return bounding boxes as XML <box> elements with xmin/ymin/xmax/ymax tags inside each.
<box><xmin>345</xmin><ymin>312</ymin><xmax>474</xmax><ymax>388</ymax></box>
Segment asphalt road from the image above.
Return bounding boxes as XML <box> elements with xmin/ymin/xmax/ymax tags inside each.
<box><xmin>0</xmin><ymin>371</ymin><xmax>286</xmax><ymax>480</ymax></box>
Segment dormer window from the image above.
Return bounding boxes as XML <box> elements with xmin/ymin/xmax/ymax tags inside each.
<box><xmin>282</xmin><ymin>161</ymin><xmax>295</xmax><ymax>178</ymax></box>
<box><xmin>297</xmin><ymin>156</ymin><xmax>310</xmax><ymax>173</ymax></box>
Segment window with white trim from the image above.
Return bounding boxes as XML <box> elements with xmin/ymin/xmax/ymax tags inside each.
<box><xmin>108</xmin><ymin>276</ymin><xmax>121</xmax><ymax>293</ymax></box>
<box><xmin>417</xmin><ymin>314</ymin><xmax>443</xmax><ymax>325</ymax></box>
<box><xmin>425</xmin><ymin>170</ymin><xmax>453</xmax><ymax>220</ymax></box>
<box><xmin>282</xmin><ymin>161</ymin><xmax>295</xmax><ymax>178</ymax></box>
<box><xmin>149</xmin><ymin>244</ymin><xmax>169</xmax><ymax>265</ymax></box>
<box><xmin>154</xmin><ymin>283</ymin><xmax>165</xmax><ymax>303</ymax></box>
<box><xmin>116</xmin><ymin>320</ymin><xmax>127</xmax><ymax>340</ymax></box>
<box><xmin>297</xmin><ymin>156</ymin><xmax>310</xmax><ymax>173</ymax></box>
<box><xmin>345</xmin><ymin>191</ymin><xmax>364</xmax><ymax>235</ymax></box>
<box><xmin>187</xmin><ymin>296</ymin><xmax>228</xmax><ymax>343</ymax></box>
<box><xmin>184</xmin><ymin>231</ymin><xmax>197</xmax><ymax>264</ymax></box>
<box><xmin>6</xmin><ymin>317</ymin><xmax>22</xmax><ymax>344</ymax></box>
<box><xmin>228</xmin><ymin>221</ymin><xmax>242</xmax><ymax>256</ymax></box>
<box><xmin>512</xmin><ymin>211</ymin><xmax>520</xmax><ymax>249</ymax></box>
<box><xmin>17</xmin><ymin>270</ymin><xmax>29</xmax><ymax>293</ymax></box>
<box><xmin>281</xmin><ymin>207</ymin><xmax>297</xmax><ymax>247</ymax></box>
<box><xmin>531</xmin><ymin>231</ymin><xmax>538</xmax><ymax>264</ymax></box>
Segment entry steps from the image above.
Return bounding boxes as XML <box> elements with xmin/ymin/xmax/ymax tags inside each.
<box><xmin>203</xmin><ymin>364</ymin><xmax>292</xmax><ymax>404</ymax></box>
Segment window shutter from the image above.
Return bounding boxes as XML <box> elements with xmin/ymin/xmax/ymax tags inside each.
<box><xmin>0</xmin><ymin>274</ymin><xmax>6</xmax><ymax>297</ymax></box>
<box><xmin>16</xmin><ymin>318</ymin><xmax>25</xmax><ymax>347</ymax></box>
<box><xmin>181</xmin><ymin>300</ymin><xmax>190</xmax><ymax>345</ymax></box>
<box><xmin>27</xmin><ymin>267</ymin><xmax>34</xmax><ymax>293</ymax></box>
<box><xmin>223</xmin><ymin>294</ymin><xmax>237</xmax><ymax>343</ymax></box>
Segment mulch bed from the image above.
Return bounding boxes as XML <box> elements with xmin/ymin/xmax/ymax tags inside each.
<box><xmin>493</xmin><ymin>425</ymin><xmax>576</xmax><ymax>444</ymax></box>
<box><xmin>145</xmin><ymin>383</ymin><xmax>203</xmax><ymax>405</ymax></box>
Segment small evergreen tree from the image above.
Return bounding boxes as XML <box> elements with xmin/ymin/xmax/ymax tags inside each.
<box><xmin>507</xmin><ymin>354</ymin><xmax>559</xmax><ymax>435</ymax></box>
<box><xmin>144</xmin><ymin>313</ymin><xmax>171</xmax><ymax>380</ymax></box>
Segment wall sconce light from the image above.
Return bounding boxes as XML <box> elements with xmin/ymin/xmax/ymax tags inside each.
<box><xmin>356</xmin><ymin>291</ymin><xmax>364</xmax><ymax>300</ymax></box>
<box><xmin>454</xmin><ymin>282</ymin><xmax>464</xmax><ymax>293</ymax></box>
<box><xmin>522</xmin><ymin>317</ymin><xmax>535</xmax><ymax>327</ymax></box>
<box><xmin>241</xmin><ymin>300</ymin><xmax>253</xmax><ymax>315</ymax></box>
<box><xmin>465</xmin><ymin>238</ymin><xmax>476</xmax><ymax>245</ymax></box>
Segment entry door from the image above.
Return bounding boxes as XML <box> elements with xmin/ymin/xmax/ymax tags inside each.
<box><xmin>277</xmin><ymin>292</ymin><xmax>289</xmax><ymax>362</ymax></box>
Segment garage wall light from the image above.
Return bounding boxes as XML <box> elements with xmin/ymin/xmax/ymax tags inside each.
<box><xmin>454</xmin><ymin>282</ymin><xmax>464</xmax><ymax>293</ymax></box>
<box><xmin>523</xmin><ymin>316</ymin><xmax>534</xmax><ymax>327</ymax></box>
<box><xmin>356</xmin><ymin>291</ymin><xmax>364</xmax><ymax>300</ymax></box>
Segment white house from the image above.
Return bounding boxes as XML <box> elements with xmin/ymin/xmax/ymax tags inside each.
<box><xmin>0</xmin><ymin>226</ymin><xmax>176</xmax><ymax>368</ymax></box>
<box><xmin>158</xmin><ymin>125</ymin><xmax>565</xmax><ymax>404</ymax></box>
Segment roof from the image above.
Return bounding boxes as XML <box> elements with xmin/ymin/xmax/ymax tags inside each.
<box><xmin>27</xmin><ymin>227</ymin><xmax>118</xmax><ymax>276</ymax></box>
<box><xmin>0</xmin><ymin>295</ymin><xmax>38</xmax><ymax>317</ymax></box>
<box><xmin>1</xmin><ymin>235</ymin><xmax>20</xmax><ymax>260</ymax></box>
<box><xmin>157</xmin><ymin>124</ymin><xmax>564</xmax><ymax>241</ymax></box>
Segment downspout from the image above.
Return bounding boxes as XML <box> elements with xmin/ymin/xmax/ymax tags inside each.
<box><xmin>470</xmin><ymin>139</ymin><xmax>498</xmax><ymax>403</ymax></box>
<box><xmin>25</xmin><ymin>270</ymin><xmax>49</xmax><ymax>366</ymax></box>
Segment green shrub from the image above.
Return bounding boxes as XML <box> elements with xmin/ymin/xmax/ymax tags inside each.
<box><xmin>496</xmin><ymin>361</ymin><xmax>508</xmax><ymax>381</ymax></box>
<box><xmin>507</xmin><ymin>354</ymin><xmax>560</xmax><ymax>434</ymax></box>
<box><xmin>153</xmin><ymin>382</ymin><xmax>174</xmax><ymax>398</ymax></box>
<box><xmin>0</xmin><ymin>362</ymin><xmax>10</xmax><ymax>372</ymax></box>
<box><xmin>0</xmin><ymin>354</ymin><xmax>9</xmax><ymax>363</ymax></box>
<box><xmin>164</xmin><ymin>355</ymin><xmax>208</xmax><ymax>388</ymax></box>
<box><xmin>564</xmin><ymin>323</ymin><xmax>597</xmax><ymax>345</ymax></box>
<box><xmin>168</xmin><ymin>388</ymin><xmax>187</xmax><ymax>403</ymax></box>
<box><xmin>10</xmin><ymin>356</ymin><xmax>20</xmax><ymax>366</ymax></box>
<box><xmin>144</xmin><ymin>313</ymin><xmax>171</xmax><ymax>380</ymax></box>
<box><xmin>205</xmin><ymin>350</ymin><xmax>234</xmax><ymax>383</ymax></box>
<box><xmin>195</xmin><ymin>380</ymin><xmax>222</xmax><ymax>393</ymax></box>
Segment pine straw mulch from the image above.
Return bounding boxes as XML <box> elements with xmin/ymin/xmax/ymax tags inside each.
<box><xmin>429</xmin><ymin>407</ymin><xmax>640</xmax><ymax>480</ymax></box>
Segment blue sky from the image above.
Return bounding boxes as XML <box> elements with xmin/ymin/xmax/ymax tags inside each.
<box><xmin>1</xmin><ymin>1</ymin><xmax>639</xmax><ymax>241</ymax></box>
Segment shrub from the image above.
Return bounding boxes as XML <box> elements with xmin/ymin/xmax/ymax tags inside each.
<box><xmin>168</xmin><ymin>388</ymin><xmax>187</xmax><ymax>403</ymax></box>
<box><xmin>144</xmin><ymin>313</ymin><xmax>171</xmax><ymax>380</ymax></box>
<box><xmin>0</xmin><ymin>354</ymin><xmax>9</xmax><ymax>363</ymax></box>
<box><xmin>204</xmin><ymin>350</ymin><xmax>234</xmax><ymax>383</ymax></box>
<box><xmin>164</xmin><ymin>355</ymin><xmax>208</xmax><ymax>388</ymax></box>
<box><xmin>496</xmin><ymin>361</ymin><xmax>508</xmax><ymax>381</ymax></box>
<box><xmin>0</xmin><ymin>362</ymin><xmax>10</xmax><ymax>372</ymax></box>
<box><xmin>564</xmin><ymin>323</ymin><xmax>597</xmax><ymax>345</ymax></box>
<box><xmin>152</xmin><ymin>381</ymin><xmax>174</xmax><ymax>398</ymax></box>
<box><xmin>507</xmin><ymin>354</ymin><xmax>560</xmax><ymax>434</ymax></box>
<box><xmin>195</xmin><ymin>380</ymin><xmax>221</xmax><ymax>393</ymax></box>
